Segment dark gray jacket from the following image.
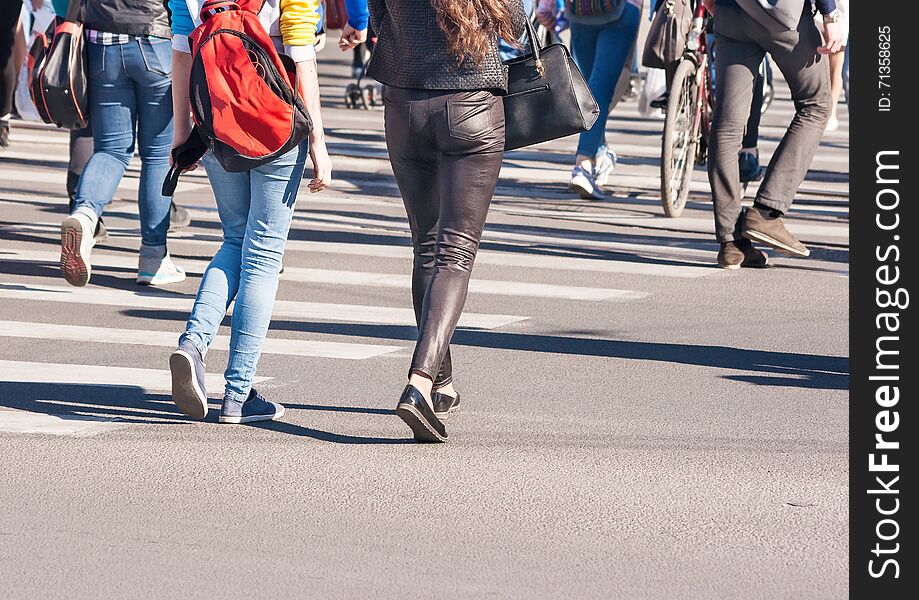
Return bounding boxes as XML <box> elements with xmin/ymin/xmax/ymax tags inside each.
<box><xmin>84</xmin><ymin>0</ymin><xmax>172</xmax><ymax>39</ymax></box>
<box><xmin>366</xmin><ymin>0</ymin><xmax>527</xmax><ymax>93</ymax></box>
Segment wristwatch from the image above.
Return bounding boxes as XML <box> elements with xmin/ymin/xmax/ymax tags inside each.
<box><xmin>823</xmin><ymin>9</ymin><xmax>843</xmax><ymax>23</ymax></box>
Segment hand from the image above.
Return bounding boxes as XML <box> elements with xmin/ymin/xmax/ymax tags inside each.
<box><xmin>308</xmin><ymin>139</ymin><xmax>332</xmax><ymax>193</ymax></box>
<box><xmin>170</xmin><ymin>138</ymin><xmax>199</xmax><ymax>173</ymax></box>
<box><xmin>818</xmin><ymin>20</ymin><xmax>844</xmax><ymax>55</ymax></box>
<box><xmin>535</xmin><ymin>0</ymin><xmax>556</xmax><ymax>28</ymax></box>
<box><xmin>31</xmin><ymin>0</ymin><xmax>43</xmax><ymax>10</ymax></box>
<box><xmin>315</xmin><ymin>32</ymin><xmax>327</xmax><ymax>53</ymax></box>
<box><xmin>339</xmin><ymin>24</ymin><xmax>367</xmax><ymax>51</ymax></box>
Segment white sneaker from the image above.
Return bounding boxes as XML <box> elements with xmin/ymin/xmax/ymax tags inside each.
<box><xmin>594</xmin><ymin>149</ymin><xmax>617</xmax><ymax>187</ymax></box>
<box><xmin>569</xmin><ymin>165</ymin><xmax>604</xmax><ymax>200</ymax></box>
<box><xmin>137</xmin><ymin>251</ymin><xmax>186</xmax><ymax>286</ymax></box>
<box><xmin>60</xmin><ymin>212</ymin><xmax>94</xmax><ymax>287</ymax></box>
<box><xmin>825</xmin><ymin>115</ymin><xmax>839</xmax><ymax>131</ymax></box>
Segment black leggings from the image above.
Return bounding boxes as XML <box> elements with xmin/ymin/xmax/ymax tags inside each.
<box><xmin>384</xmin><ymin>87</ymin><xmax>505</xmax><ymax>386</ymax></box>
<box><xmin>0</xmin><ymin>1</ymin><xmax>23</xmax><ymax>117</ymax></box>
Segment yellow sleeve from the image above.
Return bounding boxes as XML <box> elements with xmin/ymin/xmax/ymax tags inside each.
<box><xmin>279</xmin><ymin>0</ymin><xmax>320</xmax><ymax>48</ymax></box>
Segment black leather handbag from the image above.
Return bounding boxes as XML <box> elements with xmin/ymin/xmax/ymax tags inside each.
<box><xmin>28</xmin><ymin>0</ymin><xmax>89</xmax><ymax>130</ymax></box>
<box><xmin>503</xmin><ymin>20</ymin><xmax>600</xmax><ymax>151</ymax></box>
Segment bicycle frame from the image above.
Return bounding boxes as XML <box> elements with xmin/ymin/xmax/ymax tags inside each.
<box><xmin>684</xmin><ymin>4</ymin><xmax>712</xmax><ymax>161</ymax></box>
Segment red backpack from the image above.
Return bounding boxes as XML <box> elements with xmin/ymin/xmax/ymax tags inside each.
<box><xmin>188</xmin><ymin>0</ymin><xmax>311</xmax><ymax>172</ymax></box>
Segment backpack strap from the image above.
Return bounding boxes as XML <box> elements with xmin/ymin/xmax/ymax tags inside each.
<box><xmin>162</xmin><ymin>126</ymin><xmax>209</xmax><ymax>197</ymax></box>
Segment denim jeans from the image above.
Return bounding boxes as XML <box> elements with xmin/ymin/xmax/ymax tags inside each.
<box><xmin>569</xmin><ymin>5</ymin><xmax>640</xmax><ymax>157</ymax></box>
<box><xmin>180</xmin><ymin>143</ymin><xmax>308</xmax><ymax>402</ymax></box>
<box><xmin>73</xmin><ymin>37</ymin><xmax>174</xmax><ymax>247</ymax></box>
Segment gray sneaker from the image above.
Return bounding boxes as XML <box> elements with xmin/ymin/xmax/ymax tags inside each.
<box><xmin>169</xmin><ymin>340</ymin><xmax>208</xmax><ymax>419</ymax></box>
<box><xmin>741</xmin><ymin>206</ymin><xmax>809</xmax><ymax>257</ymax></box>
<box><xmin>219</xmin><ymin>389</ymin><xmax>285</xmax><ymax>424</ymax></box>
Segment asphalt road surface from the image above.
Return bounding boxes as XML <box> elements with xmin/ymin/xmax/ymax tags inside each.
<box><xmin>0</xmin><ymin>49</ymin><xmax>848</xmax><ymax>599</ymax></box>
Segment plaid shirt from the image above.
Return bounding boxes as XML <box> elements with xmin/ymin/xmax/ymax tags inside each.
<box><xmin>86</xmin><ymin>30</ymin><xmax>133</xmax><ymax>45</ymax></box>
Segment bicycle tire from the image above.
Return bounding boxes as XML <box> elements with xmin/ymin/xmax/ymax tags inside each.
<box><xmin>661</xmin><ymin>59</ymin><xmax>700</xmax><ymax>218</ymax></box>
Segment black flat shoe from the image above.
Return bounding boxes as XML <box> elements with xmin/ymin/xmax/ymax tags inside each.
<box><xmin>432</xmin><ymin>392</ymin><xmax>460</xmax><ymax>417</ymax></box>
<box><xmin>396</xmin><ymin>385</ymin><xmax>447</xmax><ymax>443</ymax></box>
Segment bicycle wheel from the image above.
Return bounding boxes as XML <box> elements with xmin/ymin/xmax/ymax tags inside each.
<box><xmin>661</xmin><ymin>59</ymin><xmax>700</xmax><ymax>218</ymax></box>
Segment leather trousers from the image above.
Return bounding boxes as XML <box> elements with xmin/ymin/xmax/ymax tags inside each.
<box><xmin>383</xmin><ymin>87</ymin><xmax>505</xmax><ymax>386</ymax></box>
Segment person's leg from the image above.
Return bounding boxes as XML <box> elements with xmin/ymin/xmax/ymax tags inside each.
<box><xmin>383</xmin><ymin>90</ymin><xmax>455</xmax><ymax>392</ymax></box>
<box><xmin>752</xmin><ymin>12</ymin><xmax>831</xmax><ymax>216</ymax></box>
<box><xmin>72</xmin><ymin>42</ymin><xmax>136</xmax><ymax>220</ymax></box>
<box><xmin>569</xmin><ymin>22</ymin><xmax>599</xmax><ymax>164</ymax></box>
<box><xmin>222</xmin><ymin>142</ymin><xmax>308</xmax><ymax>405</ymax></box>
<box><xmin>826</xmin><ymin>47</ymin><xmax>845</xmax><ymax>129</ymax></box>
<box><xmin>743</xmin><ymin>66</ymin><xmax>764</xmax><ymax>151</ymax></box>
<box><xmin>67</xmin><ymin>124</ymin><xmax>94</xmax><ymax>211</ymax></box>
<box><xmin>130</xmin><ymin>37</ymin><xmax>183</xmax><ymax>283</ymax></box>
<box><xmin>409</xmin><ymin>92</ymin><xmax>505</xmax><ymax>391</ymax></box>
<box><xmin>171</xmin><ymin>154</ymin><xmax>250</xmax><ymax>419</ymax></box>
<box><xmin>60</xmin><ymin>42</ymin><xmax>135</xmax><ymax>286</ymax></box>
<box><xmin>0</xmin><ymin>2</ymin><xmax>24</xmax><ymax>147</ymax></box>
<box><xmin>574</xmin><ymin>7</ymin><xmax>640</xmax><ymax>161</ymax></box>
<box><xmin>706</xmin><ymin>8</ymin><xmax>764</xmax><ymax>243</ymax></box>
<box><xmin>180</xmin><ymin>155</ymin><xmax>250</xmax><ymax>358</ymax></box>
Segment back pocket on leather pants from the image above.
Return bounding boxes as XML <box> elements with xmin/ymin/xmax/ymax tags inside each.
<box><xmin>446</xmin><ymin>91</ymin><xmax>499</xmax><ymax>142</ymax></box>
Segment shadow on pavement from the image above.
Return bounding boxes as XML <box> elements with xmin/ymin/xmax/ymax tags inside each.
<box><xmin>121</xmin><ymin>310</ymin><xmax>849</xmax><ymax>391</ymax></box>
<box><xmin>0</xmin><ymin>382</ymin><xmax>412</xmax><ymax>444</ymax></box>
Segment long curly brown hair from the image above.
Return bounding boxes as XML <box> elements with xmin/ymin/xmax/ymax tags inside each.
<box><xmin>432</xmin><ymin>0</ymin><xmax>519</xmax><ymax>66</ymax></box>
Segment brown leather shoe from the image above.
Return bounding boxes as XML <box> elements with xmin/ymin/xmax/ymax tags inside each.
<box><xmin>741</xmin><ymin>206</ymin><xmax>809</xmax><ymax>257</ymax></box>
<box><xmin>718</xmin><ymin>239</ymin><xmax>769</xmax><ymax>270</ymax></box>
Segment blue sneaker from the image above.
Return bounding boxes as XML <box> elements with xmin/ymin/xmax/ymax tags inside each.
<box><xmin>169</xmin><ymin>340</ymin><xmax>208</xmax><ymax>419</ymax></box>
<box><xmin>219</xmin><ymin>389</ymin><xmax>285</xmax><ymax>424</ymax></box>
<box><xmin>594</xmin><ymin>149</ymin><xmax>617</xmax><ymax>188</ymax></box>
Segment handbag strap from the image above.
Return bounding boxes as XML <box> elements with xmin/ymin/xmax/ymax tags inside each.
<box><xmin>521</xmin><ymin>18</ymin><xmax>545</xmax><ymax>76</ymax></box>
<box><xmin>64</xmin><ymin>0</ymin><xmax>85</xmax><ymax>24</ymax></box>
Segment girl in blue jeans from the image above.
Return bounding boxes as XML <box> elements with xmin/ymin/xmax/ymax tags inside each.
<box><xmin>167</xmin><ymin>0</ymin><xmax>334</xmax><ymax>423</ymax></box>
<box><xmin>537</xmin><ymin>0</ymin><xmax>640</xmax><ymax>200</ymax></box>
<box><xmin>59</xmin><ymin>0</ymin><xmax>184</xmax><ymax>287</ymax></box>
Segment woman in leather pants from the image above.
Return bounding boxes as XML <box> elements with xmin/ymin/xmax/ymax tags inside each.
<box><xmin>357</xmin><ymin>0</ymin><xmax>526</xmax><ymax>442</ymax></box>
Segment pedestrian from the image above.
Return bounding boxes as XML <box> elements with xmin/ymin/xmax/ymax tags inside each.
<box><xmin>167</xmin><ymin>0</ymin><xmax>332</xmax><ymax>424</ymax></box>
<box><xmin>704</xmin><ymin>0</ymin><xmax>843</xmax><ymax>269</ymax></box>
<box><xmin>58</xmin><ymin>0</ymin><xmax>185</xmax><ymax>287</ymax></box>
<box><xmin>536</xmin><ymin>0</ymin><xmax>642</xmax><ymax>200</ymax></box>
<box><xmin>815</xmin><ymin>0</ymin><xmax>847</xmax><ymax>131</ymax></box>
<box><xmin>364</xmin><ymin>0</ymin><xmax>526</xmax><ymax>442</ymax></box>
<box><xmin>0</xmin><ymin>0</ymin><xmax>25</xmax><ymax>149</ymax></box>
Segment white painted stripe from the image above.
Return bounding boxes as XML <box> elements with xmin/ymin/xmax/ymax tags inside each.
<box><xmin>0</xmin><ymin>283</ymin><xmax>526</xmax><ymax>329</ymax></box>
<box><xmin>0</xmin><ymin>321</ymin><xmax>402</xmax><ymax>360</ymax></box>
<box><xmin>1</xmin><ymin>249</ymin><xmax>649</xmax><ymax>302</ymax></box>
<box><xmin>0</xmin><ymin>359</ymin><xmax>268</xmax><ymax>392</ymax></box>
<box><xmin>0</xmin><ymin>167</ymin><xmax>207</xmax><ymax>193</ymax></box>
<box><xmin>0</xmin><ymin>411</ymin><xmax>121</xmax><ymax>436</ymax></box>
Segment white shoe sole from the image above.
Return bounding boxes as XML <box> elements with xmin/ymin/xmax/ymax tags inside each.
<box><xmin>60</xmin><ymin>216</ymin><xmax>92</xmax><ymax>287</ymax></box>
<box><xmin>743</xmin><ymin>229</ymin><xmax>810</xmax><ymax>257</ymax></box>
<box><xmin>169</xmin><ymin>350</ymin><xmax>208</xmax><ymax>419</ymax></box>
<box><xmin>219</xmin><ymin>403</ymin><xmax>286</xmax><ymax>424</ymax></box>
<box><xmin>569</xmin><ymin>176</ymin><xmax>603</xmax><ymax>200</ymax></box>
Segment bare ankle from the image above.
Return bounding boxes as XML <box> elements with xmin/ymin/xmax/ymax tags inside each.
<box><xmin>408</xmin><ymin>372</ymin><xmax>434</xmax><ymax>405</ymax></box>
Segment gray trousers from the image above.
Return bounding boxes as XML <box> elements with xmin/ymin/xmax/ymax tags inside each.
<box><xmin>707</xmin><ymin>4</ymin><xmax>831</xmax><ymax>242</ymax></box>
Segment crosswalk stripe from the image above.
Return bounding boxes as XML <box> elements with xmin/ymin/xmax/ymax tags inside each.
<box><xmin>0</xmin><ymin>167</ymin><xmax>207</xmax><ymax>193</ymax></box>
<box><xmin>1</xmin><ymin>248</ymin><xmax>650</xmax><ymax>302</ymax></box>
<box><xmin>0</xmin><ymin>221</ymin><xmax>714</xmax><ymax>278</ymax></box>
<box><xmin>0</xmin><ymin>359</ymin><xmax>268</xmax><ymax>393</ymax></box>
<box><xmin>0</xmin><ymin>283</ymin><xmax>527</xmax><ymax>329</ymax></box>
<box><xmin>0</xmin><ymin>321</ymin><xmax>402</xmax><ymax>360</ymax></box>
<box><xmin>0</xmin><ymin>411</ymin><xmax>122</xmax><ymax>436</ymax></box>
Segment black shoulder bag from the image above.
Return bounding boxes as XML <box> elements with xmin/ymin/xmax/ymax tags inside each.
<box><xmin>28</xmin><ymin>0</ymin><xmax>89</xmax><ymax>130</ymax></box>
<box><xmin>503</xmin><ymin>19</ymin><xmax>600</xmax><ymax>151</ymax></box>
